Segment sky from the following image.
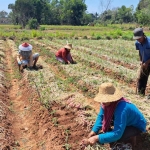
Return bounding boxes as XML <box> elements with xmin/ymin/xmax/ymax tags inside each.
<box><xmin>85</xmin><ymin>0</ymin><xmax>140</xmax><ymax>14</ymax></box>
<box><xmin>1</xmin><ymin>0</ymin><xmax>140</xmax><ymax>13</ymax></box>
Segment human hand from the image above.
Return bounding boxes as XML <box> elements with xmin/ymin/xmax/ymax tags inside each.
<box><xmin>80</xmin><ymin>135</ymin><xmax>99</xmax><ymax>148</ymax></box>
<box><xmin>140</xmin><ymin>62</ymin><xmax>143</xmax><ymax>66</ymax></box>
<box><xmin>142</xmin><ymin>62</ymin><xmax>148</xmax><ymax>68</ymax></box>
<box><xmin>64</xmin><ymin>62</ymin><xmax>69</xmax><ymax>64</ymax></box>
<box><xmin>18</xmin><ymin>61</ymin><xmax>22</xmax><ymax>65</ymax></box>
<box><xmin>71</xmin><ymin>60</ymin><xmax>76</xmax><ymax>64</ymax></box>
<box><xmin>88</xmin><ymin>135</ymin><xmax>99</xmax><ymax>146</ymax></box>
<box><xmin>88</xmin><ymin>131</ymin><xmax>96</xmax><ymax>138</ymax></box>
<box><xmin>80</xmin><ymin>138</ymin><xmax>90</xmax><ymax>150</ymax></box>
<box><xmin>82</xmin><ymin>138</ymin><xmax>90</xmax><ymax>146</ymax></box>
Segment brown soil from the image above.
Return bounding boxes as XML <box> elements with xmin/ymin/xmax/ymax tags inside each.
<box><xmin>1</xmin><ymin>40</ymin><xmax>150</xmax><ymax>150</ymax></box>
<box><xmin>6</xmin><ymin>78</ymin><xmax>89</xmax><ymax>149</ymax></box>
<box><xmin>1</xmin><ymin>42</ymin><xmax>91</xmax><ymax>150</ymax></box>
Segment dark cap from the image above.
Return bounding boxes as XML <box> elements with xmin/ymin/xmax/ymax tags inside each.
<box><xmin>133</xmin><ymin>28</ymin><xmax>144</xmax><ymax>40</ymax></box>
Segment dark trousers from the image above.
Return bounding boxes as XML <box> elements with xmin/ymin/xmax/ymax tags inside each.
<box><xmin>118</xmin><ymin>126</ymin><xmax>141</xmax><ymax>142</ymax></box>
<box><xmin>110</xmin><ymin>126</ymin><xmax>142</xmax><ymax>148</ymax></box>
<box><xmin>138</xmin><ymin>66</ymin><xmax>150</xmax><ymax>95</ymax></box>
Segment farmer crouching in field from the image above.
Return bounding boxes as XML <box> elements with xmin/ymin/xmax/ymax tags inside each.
<box><xmin>81</xmin><ymin>82</ymin><xmax>147</xmax><ymax>149</ymax></box>
<box><xmin>17</xmin><ymin>42</ymin><xmax>39</xmax><ymax>72</ymax></box>
<box><xmin>133</xmin><ymin>28</ymin><xmax>150</xmax><ymax>96</ymax></box>
<box><xmin>55</xmin><ymin>43</ymin><xmax>75</xmax><ymax>64</ymax></box>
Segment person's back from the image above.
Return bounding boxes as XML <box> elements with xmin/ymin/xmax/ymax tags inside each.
<box><xmin>81</xmin><ymin>83</ymin><xmax>147</xmax><ymax>148</ymax></box>
<box><xmin>135</xmin><ymin>36</ymin><xmax>150</xmax><ymax>63</ymax></box>
<box><xmin>17</xmin><ymin>42</ymin><xmax>39</xmax><ymax>71</ymax></box>
<box><xmin>114</xmin><ymin>101</ymin><xmax>146</xmax><ymax>132</ymax></box>
<box><xmin>55</xmin><ymin>48</ymin><xmax>66</xmax><ymax>58</ymax></box>
<box><xmin>55</xmin><ymin>44</ymin><xmax>74</xmax><ymax>64</ymax></box>
<box><xmin>19</xmin><ymin>50</ymin><xmax>32</xmax><ymax>60</ymax></box>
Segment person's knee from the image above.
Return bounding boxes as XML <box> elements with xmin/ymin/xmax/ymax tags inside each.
<box><xmin>33</xmin><ymin>53</ymin><xmax>39</xmax><ymax>60</ymax></box>
<box><xmin>36</xmin><ymin>53</ymin><xmax>40</xmax><ymax>58</ymax></box>
<box><xmin>18</xmin><ymin>61</ymin><xmax>22</xmax><ymax>65</ymax></box>
<box><xmin>18</xmin><ymin>60</ymin><xmax>28</xmax><ymax>66</ymax></box>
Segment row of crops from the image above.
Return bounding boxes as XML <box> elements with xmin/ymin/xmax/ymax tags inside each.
<box><xmin>0</xmin><ymin>23</ymin><xmax>150</xmax><ymax>149</ymax></box>
<box><xmin>7</xmin><ymin>36</ymin><xmax>150</xmax><ymax>121</ymax></box>
<box><xmin>3</xmin><ymin>24</ymin><xmax>150</xmax><ymax>42</ymax></box>
<box><xmin>5</xmin><ymin>35</ymin><xmax>150</xmax><ymax>149</ymax></box>
<box><xmin>32</xmin><ymin>39</ymin><xmax>138</xmax><ymax>92</ymax></box>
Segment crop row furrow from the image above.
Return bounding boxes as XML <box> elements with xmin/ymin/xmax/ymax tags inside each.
<box><xmin>42</xmin><ymin>40</ymin><xmax>137</xmax><ymax>85</ymax></box>
<box><xmin>31</xmin><ymin>40</ymin><xmax>136</xmax><ymax>97</ymax></box>
<box><xmin>53</xmin><ymin>39</ymin><xmax>139</xmax><ymax>66</ymax></box>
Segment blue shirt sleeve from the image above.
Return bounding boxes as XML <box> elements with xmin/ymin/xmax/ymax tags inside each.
<box><xmin>135</xmin><ymin>42</ymin><xmax>139</xmax><ymax>50</ymax></box>
<box><xmin>92</xmin><ymin>106</ymin><xmax>103</xmax><ymax>133</ymax></box>
<box><xmin>92</xmin><ymin>102</ymin><xmax>146</xmax><ymax>144</ymax></box>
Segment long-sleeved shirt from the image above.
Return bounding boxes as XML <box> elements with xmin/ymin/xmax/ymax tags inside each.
<box><xmin>55</xmin><ymin>48</ymin><xmax>70</xmax><ymax>63</ymax></box>
<box><xmin>92</xmin><ymin>101</ymin><xmax>147</xmax><ymax>144</ymax></box>
<box><xmin>135</xmin><ymin>37</ymin><xmax>150</xmax><ymax>63</ymax></box>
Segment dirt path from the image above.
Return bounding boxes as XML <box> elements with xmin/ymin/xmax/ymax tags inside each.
<box><xmin>3</xmin><ymin>40</ymin><xmax>92</xmax><ymax>150</ymax></box>
<box><xmin>5</xmin><ymin>41</ymin><xmax>40</xmax><ymax>149</ymax></box>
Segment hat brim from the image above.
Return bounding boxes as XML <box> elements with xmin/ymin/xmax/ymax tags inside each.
<box><xmin>19</xmin><ymin>44</ymin><xmax>32</xmax><ymax>51</ymax></box>
<box><xmin>133</xmin><ymin>36</ymin><xmax>142</xmax><ymax>40</ymax></box>
<box><xmin>94</xmin><ymin>88</ymin><xmax>123</xmax><ymax>103</ymax></box>
<box><xmin>64</xmin><ymin>45</ymin><xmax>72</xmax><ymax>50</ymax></box>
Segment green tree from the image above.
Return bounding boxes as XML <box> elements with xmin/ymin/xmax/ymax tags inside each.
<box><xmin>60</xmin><ymin>0</ymin><xmax>87</xmax><ymax>25</ymax></box>
<box><xmin>8</xmin><ymin>0</ymin><xmax>51</xmax><ymax>27</ymax></box>
<box><xmin>117</xmin><ymin>5</ymin><xmax>134</xmax><ymax>23</ymax></box>
<box><xmin>0</xmin><ymin>11</ymin><xmax>8</xmax><ymax>18</ymax></box>
<box><xmin>13</xmin><ymin>0</ymin><xmax>36</xmax><ymax>27</ymax></box>
<box><xmin>135</xmin><ymin>0</ymin><xmax>150</xmax><ymax>25</ymax></box>
<box><xmin>135</xmin><ymin>10</ymin><xmax>150</xmax><ymax>25</ymax></box>
<box><xmin>98</xmin><ymin>5</ymin><xmax>134</xmax><ymax>24</ymax></box>
<box><xmin>136</xmin><ymin>0</ymin><xmax>150</xmax><ymax>10</ymax></box>
<box><xmin>8</xmin><ymin>0</ymin><xmax>88</xmax><ymax>26</ymax></box>
<box><xmin>34</xmin><ymin>0</ymin><xmax>51</xmax><ymax>25</ymax></box>
<box><xmin>49</xmin><ymin>0</ymin><xmax>61</xmax><ymax>24</ymax></box>
<box><xmin>81</xmin><ymin>13</ymin><xmax>96</xmax><ymax>25</ymax></box>
<box><xmin>28</xmin><ymin>18</ymin><xmax>39</xmax><ymax>29</ymax></box>
<box><xmin>8</xmin><ymin>3</ymin><xmax>19</xmax><ymax>25</ymax></box>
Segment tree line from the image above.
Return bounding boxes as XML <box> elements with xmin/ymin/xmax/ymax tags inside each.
<box><xmin>0</xmin><ymin>0</ymin><xmax>149</xmax><ymax>27</ymax></box>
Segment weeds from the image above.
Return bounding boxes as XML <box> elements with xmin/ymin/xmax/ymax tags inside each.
<box><xmin>62</xmin><ymin>129</ymin><xmax>71</xmax><ymax>150</ymax></box>
<box><xmin>50</xmin><ymin>110</ymin><xmax>56</xmax><ymax>116</ymax></box>
<box><xmin>52</xmin><ymin>117</ymin><xmax>58</xmax><ymax>126</ymax></box>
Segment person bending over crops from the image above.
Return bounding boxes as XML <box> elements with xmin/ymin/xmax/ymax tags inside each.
<box><xmin>81</xmin><ymin>82</ymin><xmax>147</xmax><ymax>149</ymax></box>
<box><xmin>133</xmin><ymin>28</ymin><xmax>150</xmax><ymax>96</ymax></box>
<box><xmin>17</xmin><ymin>42</ymin><xmax>39</xmax><ymax>72</ymax></box>
<box><xmin>55</xmin><ymin>43</ymin><xmax>75</xmax><ymax>64</ymax></box>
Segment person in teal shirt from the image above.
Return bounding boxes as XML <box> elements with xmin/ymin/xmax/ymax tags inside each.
<box><xmin>81</xmin><ymin>83</ymin><xmax>147</xmax><ymax>148</ymax></box>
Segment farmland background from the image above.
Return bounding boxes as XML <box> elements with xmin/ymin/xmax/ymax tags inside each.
<box><xmin>1</xmin><ymin>24</ymin><xmax>150</xmax><ymax>149</ymax></box>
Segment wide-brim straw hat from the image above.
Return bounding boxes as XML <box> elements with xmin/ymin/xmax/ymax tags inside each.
<box><xmin>64</xmin><ymin>43</ymin><xmax>72</xmax><ymax>50</ymax></box>
<box><xmin>19</xmin><ymin>42</ymin><xmax>32</xmax><ymax>51</ymax></box>
<box><xmin>94</xmin><ymin>82</ymin><xmax>123</xmax><ymax>103</ymax></box>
